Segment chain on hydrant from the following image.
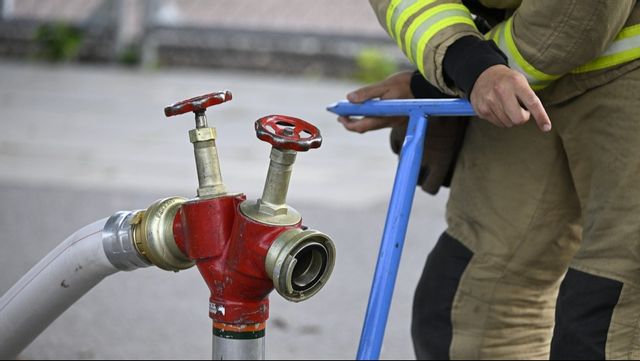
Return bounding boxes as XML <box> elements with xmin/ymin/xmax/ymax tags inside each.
<box><xmin>108</xmin><ymin>91</ymin><xmax>335</xmax><ymax>360</ymax></box>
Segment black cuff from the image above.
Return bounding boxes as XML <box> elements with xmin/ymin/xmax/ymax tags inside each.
<box><xmin>410</xmin><ymin>71</ymin><xmax>451</xmax><ymax>99</ymax></box>
<box><xmin>443</xmin><ymin>36</ymin><xmax>508</xmax><ymax>97</ymax></box>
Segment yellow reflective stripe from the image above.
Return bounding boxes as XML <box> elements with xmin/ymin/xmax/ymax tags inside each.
<box><xmin>618</xmin><ymin>23</ymin><xmax>640</xmax><ymax>40</ymax></box>
<box><xmin>385</xmin><ymin>0</ymin><xmax>402</xmax><ymax>36</ymax></box>
<box><xmin>386</xmin><ymin>0</ymin><xmax>436</xmax><ymax>41</ymax></box>
<box><xmin>502</xmin><ymin>17</ymin><xmax>559</xmax><ymax>85</ymax></box>
<box><xmin>385</xmin><ymin>0</ymin><xmax>403</xmax><ymax>38</ymax></box>
<box><xmin>529</xmin><ymin>83</ymin><xmax>547</xmax><ymax>91</ymax></box>
<box><xmin>573</xmin><ymin>24</ymin><xmax>640</xmax><ymax>73</ymax></box>
<box><xmin>485</xmin><ymin>20</ymin><xmax>640</xmax><ymax>83</ymax></box>
<box><xmin>487</xmin><ymin>19</ymin><xmax>553</xmax><ymax>89</ymax></box>
<box><xmin>492</xmin><ymin>25</ymin><xmax>501</xmax><ymax>43</ymax></box>
<box><xmin>408</xmin><ymin>7</ymin><xmax>473</xmax><ymax>61</ymax></box>
<box><xmin>483</xmin><ymin>26</ymin><xmax>501</xmax><ymax>44</ymax></box>
<box><xmin>393</xmin><ymin>0</ymin><xmax>437</xmax><ymax>50</ymax></box>
<box><xmin>404</xmin><ymin>4</ymin><xmax>473</xmax><ymax>63</ymax></box>
<box><xmin>416</xmin><ymin>16</ymin><xmax>477</xmax><ymax>74</ymax></box>
<box><xmin>573</xmin><ymin>48</ymin><xmax>640</xmax><ymax>73</ymax></box>
<box><xmin>483</xmin><ymin>27</ymin><xmax>496</xmax><ymax>41</ymax></box>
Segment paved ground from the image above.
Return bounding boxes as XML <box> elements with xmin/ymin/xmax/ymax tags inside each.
<box><xmin>9</xmin><ymin>0</ymin><xmax>387</xmax><ymax>36</ymax></box>
<box><xmin>0</xmin><ymin>61</ymin><xmax>449</xmax><ymax>359</ymax></box>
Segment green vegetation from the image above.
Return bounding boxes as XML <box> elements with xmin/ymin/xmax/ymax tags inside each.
<box><xmin>34</xmin><ymin>23</ymin><xmax>83</xmax><ymax>62</ymax></box>
<box><xmin>354</xmin><ymin>48</ymin><xmax>398</xmax><ymax>83</ymax></box>
<box><xmin>118</xmin><ymin>44</ymin><xmax>141</xmax><ymax>66</ymax></box>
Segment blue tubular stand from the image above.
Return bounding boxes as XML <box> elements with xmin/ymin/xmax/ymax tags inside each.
<box><xmin>326</xmin><ymin>99</ymin><xmax>475</xmax><ymax>360</ymax></box>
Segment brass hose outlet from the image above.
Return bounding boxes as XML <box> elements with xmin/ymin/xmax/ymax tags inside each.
<box><xmin>131</xmin><ymin>197</ymin><xmax>195</xmax><ymax>272</ymax></box>
<box><xmin>265</xmin><ymin>228</ymin><xmax>336</xmax><ymax>302</ymax></box>
<box><xmin>240</xmin><ymin>148</ymin><xmax>302</xmax><ymax>226</ymax></box>
<box><xmin>241</xmin><ymin>115</ymin><xmax>323</xmax><ymax>227</ymax></box>
<box><xmin>191</xmin><ymin>112</ymin><xmax>227</xmax><ymax>199</ymax></box>
<box><xmin>164</xmin><ymin>91</ymin><xmax>232</xmax><ymax>199</ymax></box>
<box><xmin>258</xmin><ymin>148</ymin><xmax>296</xmax><ymax>216</ymax></box>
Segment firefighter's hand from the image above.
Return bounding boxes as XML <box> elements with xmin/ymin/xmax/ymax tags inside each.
<box><xmin>338</xmin><ymin>71</ymin><xmax>412</xmax><ymax>134</ymax></box>
<box><xmin>470</xmin><ymin>64</ymin><xmax>552</xmax><ymax>132</ymax></box>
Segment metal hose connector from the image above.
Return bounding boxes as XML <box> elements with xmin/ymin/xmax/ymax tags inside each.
<box><xmin>265</xmin><ymin>228</ymin><xmax>336</xmax><ymax>302</ymax></box>
<box><xmin>131</xmin><ymin>197</ymin><xmax>195</xmax><ymax>272</ymax></box>
<box><xmin>102</xmin><ymin>211</ymin><xmax>151</xmax><ymax>271</ymax></box>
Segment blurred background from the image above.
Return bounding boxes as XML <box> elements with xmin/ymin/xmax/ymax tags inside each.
<box><xmin>0</xmin><ymin>1</ymin><xmax>449</xmax><ymax>359</ymax></box>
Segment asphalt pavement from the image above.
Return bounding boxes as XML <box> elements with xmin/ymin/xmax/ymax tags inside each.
<box><xmin>0</xmin><ymin>61</ymin><xmax>448</xmax><ymax>359</ymax></box>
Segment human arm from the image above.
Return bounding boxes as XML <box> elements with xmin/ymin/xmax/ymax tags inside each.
<box><xmin>337</xmin><ymin>70</ymin><xmax>468</xmax><ymax>195</ymax></box>
<box><xmin>368</xmin><ymin>0</ymin><xmax>636</xmax><ymax>131</ymax></box>
<box><xmin>468</xmin><ymin>0</ymin><xmax>635</xmax><ymax>130</ymax></box>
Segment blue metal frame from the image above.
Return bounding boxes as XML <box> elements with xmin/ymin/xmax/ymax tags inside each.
<box><xmin>327</xmin><ymin>99</ymin><xmax>475</xmax><ymax>360</ymax></box>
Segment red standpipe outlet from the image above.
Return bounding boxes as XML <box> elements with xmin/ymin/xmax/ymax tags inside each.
<box><xmin>162</xmin><ymin>95</ymin><xmax>335</xmax><ymax>352</ymax></box>
<box><xmin>173</xmin><ymin>194</ymin><xmax>299</xmax><ymax>326</ymax></box>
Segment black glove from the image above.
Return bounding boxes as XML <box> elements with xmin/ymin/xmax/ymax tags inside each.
<box><xmin>389</xmin><ymin>116</ymin><xmax>468</xmax><ymax>195</ymax></box>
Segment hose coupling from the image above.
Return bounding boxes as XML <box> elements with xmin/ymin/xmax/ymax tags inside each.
<box><xmin>102</xmin><ymin>211</ymin><xmax>152</xmax><ymax>271</ymax></box>
<box><xmin>131</xmin><ymin>197</ymin><xmax>195</xmax><ymax>272</ymax></box>
<box><xmin>265</xmin><ymin>228</ymin><xmax>336</xmax><ymax>302</ymax></box>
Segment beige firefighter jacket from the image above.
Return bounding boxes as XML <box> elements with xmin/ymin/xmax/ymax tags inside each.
<box><xmin>370</xmin><ymin>0</ymin><xmax>640</xmax><ymax>105</ymax></box>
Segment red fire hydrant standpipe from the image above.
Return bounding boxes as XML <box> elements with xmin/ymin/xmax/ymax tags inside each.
<box><xmin>130</xmin><ymin>92</ymin><xmax>336</xmax><ymax>360</ymax></box>
<box><xmin>0</xmin><ymin>90</ymin><xmax>335</xmax><ymax>360</ymax></box>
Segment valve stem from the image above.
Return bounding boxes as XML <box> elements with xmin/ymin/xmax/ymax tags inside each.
<box><xmin>190</xmin><ymin>111</ymin><xmax>226</xmax><ymax>198</ymax></box>
<box><xmin>258</xmin><ymin>148</ymin><xmax>297</xmax><ymax>216</ymax></box>
<box><xmin>240</xmin><ymin>144</ymin><xmax>302</xmax><ymax>226</ymax></box>
<box><xmin>195</xmin><ymin>111</ymin><xmax>208</xmax><ymax>129</ymax></box>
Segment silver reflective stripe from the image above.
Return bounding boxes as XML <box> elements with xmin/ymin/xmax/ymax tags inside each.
<box><xmin>494</xmin><ymin>19</ymin><xmax>559</xmax><ymax>90</ymax></box>
<box><xmin>495</xmin><ymin>22</ymin><xmax>539</xmax><ymax>86</ymax></box>
<box><xmin>489</xmin><ymin>19</ymin><xmax>640</xmax><ymax>82</ymax></box>
<box><xmin>387</xmin><ymin>0</ymin><xmax>418</xmax><ymax>39</ymax></box>
<box><xmin>599</xmin><ymin>35</ymin><xmax>640</xmax><ymax>58</ymax></box>
<box><xmin>408</xmin><ymin>8</ymin><xmax>471</xmax><ymax>62</ymax></box>
<box><xmin>572</xmin><ymin>24</ymin><xmax>640</xmax><ymax>73</ymax></box>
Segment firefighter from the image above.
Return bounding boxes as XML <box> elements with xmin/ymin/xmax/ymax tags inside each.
<box><xmin>338</xmin><ymin>0</ymin><xmax>640</xmax><ymax>359</ymax></box>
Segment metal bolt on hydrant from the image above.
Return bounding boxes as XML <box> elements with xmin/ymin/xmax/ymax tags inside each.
<box><xmin>121</xmin><ymin>91</ymin><xmax>336</xmax><ymax>359</ymax></box>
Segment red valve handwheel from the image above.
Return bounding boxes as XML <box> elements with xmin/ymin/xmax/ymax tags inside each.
<box><xmin>164</xmin><ymin>90</ymin><xmax>232</xmax><ymax>117</ymax></box>
<box><xmin>255</xmin><ymin>115</ymin><xmax>322</xmax><ymax>152</ymax></box>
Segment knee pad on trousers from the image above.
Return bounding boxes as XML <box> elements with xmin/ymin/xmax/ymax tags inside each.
<box><xmin>551</xmin><ymin>268</ymin><xmax>622</xmax><ymax>360</ymax></box>
<box><xmin>412</xmin><ymin>232</ymin><xmax>472</xmax><ymax>360</ymax></box>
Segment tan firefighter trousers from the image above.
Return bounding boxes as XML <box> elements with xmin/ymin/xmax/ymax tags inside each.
<box><xmin>444</xmin><ymin>66</ymin><xmax>640</xmax><ymax>359</ymax></box>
